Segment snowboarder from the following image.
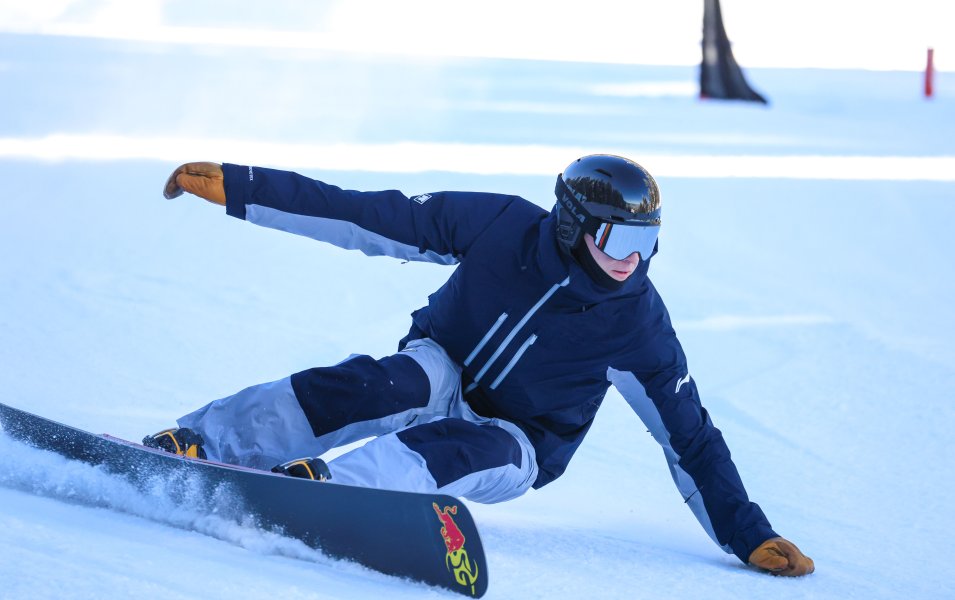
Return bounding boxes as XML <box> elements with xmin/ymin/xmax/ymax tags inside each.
<box><xmin>150</xmin><ymin>155</ymin><xmax>814</xmax><ymax>576</ymax></box>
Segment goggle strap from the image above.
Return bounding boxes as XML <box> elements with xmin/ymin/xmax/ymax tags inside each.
<box><xmin>554</xmin><ymin>175</ymin><xmax>601</xmax><ymax>236</ymax></box>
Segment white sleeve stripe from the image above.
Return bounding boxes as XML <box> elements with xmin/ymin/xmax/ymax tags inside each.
<box><xmin>607</xmin><ymin>367</ymin><xmax>733</xmax><ymax>555</ymax></box>
<box><xmin>247</xmin><ymin>204</ymin><xmax>459</xmax><ymax>265</ymax></box>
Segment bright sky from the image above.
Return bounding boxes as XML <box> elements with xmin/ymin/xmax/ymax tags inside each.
<box><xmin>0</xmin><ymin>0</ymin><xmax>951</xmax><ymax>71</ymax></box>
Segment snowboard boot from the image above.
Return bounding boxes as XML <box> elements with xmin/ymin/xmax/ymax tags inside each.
<box><xmin>142</xmin><ymin>427</ymin><xmax>207</xmax><ymax>460</ymax></box>
<box><xmin>271</xmin><ymin>457</ymin><xmax>331</xmax><ymax>482</ymax></box>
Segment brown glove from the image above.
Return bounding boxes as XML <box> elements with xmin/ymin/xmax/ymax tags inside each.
<box><xmin>748</xmin><ymin>537</ymin><xmax>815</xmax><ymax>576</ymax></box>
<box><xmin>163</xmin><ymin>162</ymin><xmax>226</xmax><ymax>206</ymax></box>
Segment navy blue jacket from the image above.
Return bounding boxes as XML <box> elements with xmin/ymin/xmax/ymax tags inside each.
<box><xmin>221</xmin><ymin>163</ymin><xmax>778</xmax><ymax>561</ymax></box>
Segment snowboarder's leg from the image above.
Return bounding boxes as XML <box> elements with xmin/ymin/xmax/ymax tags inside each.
<box><xmin>176</xmin><ymin>338</ymin><xmax>462</xmax><ymax>470</ymax></box>
<box><xmin>327</xmin><ymin>415</ymin><xmax>538</xmax><ymax>504</ymax></box>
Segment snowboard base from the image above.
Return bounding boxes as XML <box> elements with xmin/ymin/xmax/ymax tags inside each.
<box><xmin>0</xmin><ymin>402</ymin><xmax>488</xmax><ymax>597</ymax></box>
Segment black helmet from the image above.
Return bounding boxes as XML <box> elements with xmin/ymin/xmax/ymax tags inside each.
<box><xmin>555</xmin><ymin>154</ymin><xmax>661</xmax><ymax>260</ymax></box>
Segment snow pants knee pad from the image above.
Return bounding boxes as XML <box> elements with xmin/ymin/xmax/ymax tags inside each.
<box><xmin>327</xmin><ymin>416</ymin><xmax>537</xmax><ymax>504</ymax></box>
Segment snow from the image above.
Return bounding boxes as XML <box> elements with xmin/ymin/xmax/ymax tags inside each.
<box><xmin>2</xmin><ymin>23</ymin><xmax>954</xmax><ymax>600</ymax></box>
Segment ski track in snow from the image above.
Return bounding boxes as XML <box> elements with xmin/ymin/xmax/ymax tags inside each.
<box><xmin>0</xmin><ymin>435</ymin><xmax>341</xmax><ymax>566</ymax></box>
<box><xmin>0</xmin><ymin>435</ymin><xmax>443</xmax><ymax>599</ymax></box>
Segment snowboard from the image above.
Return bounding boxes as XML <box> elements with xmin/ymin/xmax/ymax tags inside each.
<box><xmin>0</xmin><ymin>402</ymin><xmax>488</xmax><ymax>597</ymax></box>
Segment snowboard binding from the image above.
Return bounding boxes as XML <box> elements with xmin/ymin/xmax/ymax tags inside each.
<box><xmin>142</xmin><ymin>427</ymin><xmax>207</xmax><ymax>460</ymax></box>
<box><xmin>271</xmin><ymin>457</ymin><xmax>331</xmax><ymax>481</ymax></box>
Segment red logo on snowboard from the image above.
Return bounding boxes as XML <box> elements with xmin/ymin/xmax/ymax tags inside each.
<box><xmin>433</xmin><ymin>502</ymin><xmax>480</xmax><ymax>595</ymax></box>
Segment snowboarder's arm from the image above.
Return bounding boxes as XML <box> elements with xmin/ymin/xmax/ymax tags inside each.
<box><xmin>610</xmin><ymin>363</ymin><xmax>817</xmax><ymax>574</ymax></box>
<box><xmin>609</xmin><ymin>361</ymin><xmax>780</xmax><ymax>563</ymax></box>
<box><xmin>163</xmin><ymin>161</ymin><xmax>513</xmax><ymax>264</ymax></box>
<box><xmin>608</xmin><ymin>285</ymin><xmax>812</xmax><ymax>574</ymax></box>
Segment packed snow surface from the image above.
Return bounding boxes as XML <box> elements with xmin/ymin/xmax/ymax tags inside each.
<box><xmin>1</xmin><ymin>27</ymin><xmax>953</xmax><ymax>600</ymax></box>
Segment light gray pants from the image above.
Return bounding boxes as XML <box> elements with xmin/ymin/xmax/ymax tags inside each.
<box><xmin>178</xmin><ymin>339</ymin><xmax>538</xmax><ymax>503</ymax></box>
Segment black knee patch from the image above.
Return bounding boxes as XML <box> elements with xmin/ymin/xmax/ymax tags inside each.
<box><xmin>397</xmin><ymin>419</ymin><xmax>522</xmax><ymax>488</ymax></box>
<box><xmin>291</xmin><ymin>354</ymin><xmax>430</xmax><ymax>436</ymax></box>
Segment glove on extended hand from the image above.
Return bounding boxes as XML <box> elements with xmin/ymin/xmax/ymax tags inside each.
<box><xmin>163</xmin><ymin>162</ymin><xmax>226</xmax><ymax>206</ymax></box>
<box><xmin>748</xmin><ymin>536</ymin><xmax>815</xmax><ymax>576</ymax></box>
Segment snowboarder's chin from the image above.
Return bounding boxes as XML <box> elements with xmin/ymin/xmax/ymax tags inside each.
<box><xmin>610</xmin><ymin>270</ymin><xmax>632</xmax><ymax>281</ymax></box>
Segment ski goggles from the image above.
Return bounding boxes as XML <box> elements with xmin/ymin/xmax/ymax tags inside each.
<box><xmin>593</xmin><ymin>221</ymin><xmax>660</xmax><ymax>260</ymax></box>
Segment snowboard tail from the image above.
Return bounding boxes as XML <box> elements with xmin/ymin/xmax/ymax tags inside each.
<box><xmin>0</xmin><ymin>402</ymin><xmax>488</xmax><ymax>597</ymax></box>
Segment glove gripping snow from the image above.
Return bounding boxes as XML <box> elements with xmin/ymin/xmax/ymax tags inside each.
<box><xmin>748</xmin><ymin>536</ymin><xmax>815</xmax><ymax>576</ymax></box>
